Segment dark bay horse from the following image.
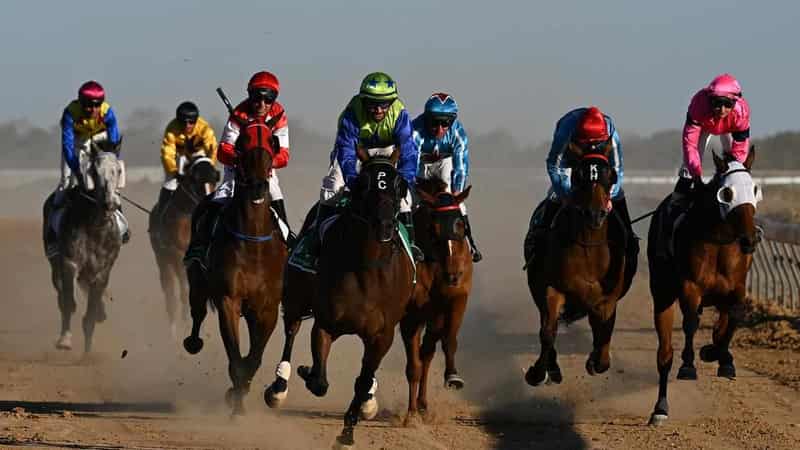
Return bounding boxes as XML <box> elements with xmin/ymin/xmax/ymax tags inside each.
<box><xmin>267</xmin><ymin>147</ymin><xmax>415</xmax><ymax>449</ymax></box>
<box><xmin>149</xmin><ymin>151</ymin><xmax>219</xmax><ymax>338</ymax></box>
<box><xmin>182</xmin><ymin>125</ymin><xmax>287</xmax><ymax>415</ymax></box>
<box><xmin>648</xmin><ymin>148</ymin><xmax>760</xmax><ymax>426</ymax></box>
<box><xmin>401</xmin><ymin>177</ymin><xmax>473</xmax><ymax>424</ymax></box>
<box><xmin>43</xmin><ymin>143</ymin><xmax>124</xmax><ymax>353</ymax></box>
<box><xmin>525</xmin><ymin>142</ymin><xmax>632</xmax><ymax>386</ymax></box>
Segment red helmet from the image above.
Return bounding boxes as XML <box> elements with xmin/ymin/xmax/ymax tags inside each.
<box><xmin>248</xmin><ymin>71</ymin><xmax>280</xmax><ymax>94</ymax></box>
<box><xmin>574</xmin><ymin>106</ymin><xmax>609</xmax><ymax>144</ymax></box>
<box><xmin>78</xmin><ymin>80</ymin><xmax>105</xmax><ymax>104</ymax></box>
<box><xmin>707</xmin><ymin>73</ymin><xmax>742</xmax><ymax>99</ymax></box>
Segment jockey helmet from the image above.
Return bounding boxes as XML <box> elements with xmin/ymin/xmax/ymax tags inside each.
<box><xmin>424</xmin><ymin>93</ymin><xmax>458</xmax><ymax>119</ymax></box>
<box><xmin>359</xmin><ymin>72</ymin><xmax>398</xmax><ymax>102</ymax></box>
<box><xmin>78</xmin><ymin>81</ymin><xmax>105</xmax><ymax>106</ymax></box>
<box><xmin>573</xmin><ymin>106</ymin><xmax>610</xmax><ymax>145</ymax></box>
<box><xmin>248</xmin><ymin>71</ymin><xmax>280</xmax><ymax>102</ymax></box>
<box><xmin>176</xmin><ymin>101</ymin><xmax>199</xmax><ymax>123</ymax></box>
<box><xmin>707</xmin><ymin>73</ymin><xmax>742</xmax><ymax>99</ymax></box>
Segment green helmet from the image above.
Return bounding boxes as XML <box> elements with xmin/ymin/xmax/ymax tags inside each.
<box><xmin>359</xmin><ymin>72</ymin><xmax>398</xmax><ymax>101</ymax></box>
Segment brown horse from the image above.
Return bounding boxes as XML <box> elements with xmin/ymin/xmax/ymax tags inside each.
<box><xmin>401</xmin><ymin>177</ymin><xmax>473</xmax><ymax>424</ymax></box>
<box><xmin>182</xmin><ymin>128</ymin><xmax>287</xmax><ymax>416</ymax></box>
<box><xmin>648</xmin><ymin>147</ymin><xmax>760</xmax><ymax>426</ymax></box>
<box><xmin>149</xmin><ymin>151</ymin><xmax>218</xmax><ymax>338</ymax></box>
<box><xmin>525</xmin><ymin>141</ymin><xmax>632</xmax><ymax>386</ymax></box>
<box><xmin>267</xmin><ymin>147</ymin><xmax>415</xmax><ymax>449</ymax></box>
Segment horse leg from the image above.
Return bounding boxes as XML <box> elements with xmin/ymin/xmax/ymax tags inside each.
<box><xmin>242</xmin><ymin>303</ymin><xmax>279</xmax><ymax>391</ymax></box>
<box><xmin>649</xmin><ymin>300</ymin><xmax>676</xmax><ymax>426</ymax></box>
<box><xmin>400</xmin><ymin>315</ymin><xmax>424</xmax><ymax>426</ymax></box>
<box><xmin>704</xmin><ymin>301</ymin><xmax>742</xmax><ymax>379</ymax></box>
<box><xmin>54</xmin><ymin>262</ymin><xmax>77</xmax><ymax>350</ymax></box>
<box><xmin>526</xmin><ymin>288</ymin><xmax>565</xmax><ymax>386</ymax></box>
<box><xmin>178</xmin><ymin>262</ymin><xmax>190</xmax><ymax>324</ymax></box>
<box><xmin>418</xmin><ymin>313</ymin><xmax>445</xmax><ymax>414</ymax></box>
<box><xmin>337</xmin><ymin>333</ymin><xmax>394</xmax><ymax>449</ymax></box>
<box><xmin>183</xmin><ymin>267</ymin><xmax>207</xmax><ymax>355</ymax></box>
<box><xmin>677</xmin><ymin>292</ymin><xmax>702</xmax><ymax>380</ymax></box>
<box><xmin>298</xmin><ymin>322</ymin><xmax>332</xmax><ymax>397</ymax></box>
<box><xmin>158</xmin><ymin>257</ymin><xmax>179</xmax><ymax>340</ymax></box>
<box><xmin>442</xmin><ymin>295</ymin><xmax>468</xmax><ymax>390</ymax></box>
<box><xmin>265</xmin><ymin>303</ymin><xmax>304</xmax><ymax>408</ymax></box>
<box><xmin>586</xmin><ymin>309</ymin><xmax>616</xmax><ymax>375</ymax></box>
<box><xmin>217</xmin><ymin>297</ymin><xmax>247</xmax><ymax>415</ymax></box>
<box><xmin>82</xmin><ymin>280</ymin><xmax>106</xmax><ymax>354</ymax></box>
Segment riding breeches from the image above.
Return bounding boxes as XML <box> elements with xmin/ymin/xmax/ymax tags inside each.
<box><xmin>319</xmin><ymin>146</ymin><xmax>412</xmax><ymax>213</ymax></box>
<box><xmin>212</xmin><ymin>166</ymin><xmax>284</xmax><ymax>203</ymax></box>
<box><xmin>59</xmin><ymin>131</ymin><xmax>110</xmax><ymax>190</ymax></box>
<box><xmin>418</xmin><ymin>156</ymin><xmax>468</xmax><ymax>215</ymax></box>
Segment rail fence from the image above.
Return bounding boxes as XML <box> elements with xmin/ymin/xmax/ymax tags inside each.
<box><xmin>749</xmin><ymin>218</ymin><xmax>800</xmax><ymax>310</ymax></box>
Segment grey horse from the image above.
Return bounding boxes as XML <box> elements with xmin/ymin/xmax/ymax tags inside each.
<box><xmin>42</xmin><ymin>144</ymin><xmax>124</xmax><ymax>353</ymax></box>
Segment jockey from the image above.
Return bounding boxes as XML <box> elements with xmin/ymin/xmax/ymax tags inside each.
<box><xmin>318</xmin><ymin>72</ymin><xmax>422</xmax><ymax>261</ymax></box>
<box><xmin>525</xmin><ymin>106</ymin><xmax>638</xmax><ymax>290</ymax></box>
<box><xmin>46</xmin><ymin>81</ymin><xmax>127</xmax><ymax>257</ymax></box>
<box><xmin>671</xmin><ymin>73</ymin><xmax>751</xmax><ymax>210</ymax></box>
<box><xmin>185</xmin><ymin>71</ymin><xmax>292</xmax><ymax>268</ymax></box>
<box><xmin>153</xmin><ymin>101</ymin><xmax>217</xmax><ymax>220</ymax></box>
<box><xmin>412</xmin><ymin>92</ymin><xmax>482</xmax><ymax>263</ymax></box>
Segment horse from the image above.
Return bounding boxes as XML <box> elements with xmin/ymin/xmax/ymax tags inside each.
<box><xmin>400</xmin><ymin>176</ymin><xmax>473</xmax><ymax>425</ymax></box>
<box><xmin>42</xmin><ymin>141</ymin><xmax>124</xmax><ymax>353</ymax></box>
<box><xmin>266</xmin><ymin>147</ymin><xmax>415</xmax><ymax>449</ymax></box>
<box><xmin>181</xmin><ymin>124</ymin><xmax>287</xmax><ymax>416</ymax></box>
<box><xmin>524</xmin><ymin>141</ymin><xmax>632</xmax><ymax>387</ymax></box>
<box><xmin>648</xmin><ymin>147</ymin><xmax>760</xmax><ymax>426</ymax></box>
<box><xmin>149</xmin><ymin>150</ymin><xmax>219</xmax><ymax>338</ymax></box>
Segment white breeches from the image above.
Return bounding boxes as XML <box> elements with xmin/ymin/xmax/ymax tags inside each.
<box><xmin>212</xmin><ymin>165</ymin><xmax>283</xmax><ymax>202</ymax></box>
<box><xmin>418</xmin><ymin>156</ymin><xmax>467</xmax><ymax>215</ymax></box>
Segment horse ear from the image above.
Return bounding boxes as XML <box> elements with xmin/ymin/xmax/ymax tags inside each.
<box><xmin>415</xmin><ymin>186</ymin><xmax>437</xmax><ymax>206</ymax></box>
<box><xmin>455</xmin><ymin>185</ymin><xmax>472</xmax><ymax>204</ymax></box>
<box><xmin>356</xmin><ymin>146</ymin><xmax>370</xmax><ymax>162</ymax></box>
<box><xmin>389</xmin><ymin>146</ymin><xmax>400</xmax><ymax>165</ymax></box>
<box><xmin>744</xmin><ymin>145</ymin><xmax>756</xmax><ymax>170</ymax></box>
<box><xmin>712</xmin><ymin>149</ymin><xmax>726</xmax><ymax>173</ymax></box>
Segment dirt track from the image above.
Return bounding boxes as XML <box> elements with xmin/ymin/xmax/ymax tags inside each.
<box><xmin>1</xmin><ymin>170</ymin><xmax>799</xmax><ymax>449</ymax></box>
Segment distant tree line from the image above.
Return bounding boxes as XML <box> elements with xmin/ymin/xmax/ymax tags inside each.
<box><xmin>1</xmin><ymin>109</ymin><xmax>797</xmax><ymax>171</ymax></box>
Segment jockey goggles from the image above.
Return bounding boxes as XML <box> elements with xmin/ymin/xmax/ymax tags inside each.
<box><xmin>710</xmin><ymin>95</ymin><xmax>736</xmax><ymax>109</ymax></box>
<box><xmin>80</xmin><ymin>98</ymin><xmax>103</xmax><ymax>108</ymax></box>
<box><xmin>430</xmin><ymin>116</ymin><xmax>454</xmax><ymax>128</ymax></box>
<box><xmin>363</xmin><ymin>98</ymin><xmax>394</xmax><ymax>111</ymax></box>
<box><xmin>249</xmin><ymin>88</ymin><xmax>278</xmax><ymax>104</ymax></box>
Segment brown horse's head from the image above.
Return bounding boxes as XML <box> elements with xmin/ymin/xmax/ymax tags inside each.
<box><xmin>416</xmin><ymin>179</ymin><xmax>472</xmax><ymax>286</ymax></box>
<box><xmin>353</xmin><ymin>147</ymin><xmax>405</xmax><ymax>242</ymax></box>
<box><xmin>183</xmin><ymin>150</ymin><xmax>220</xmax><ymax>198</ymax></box>
<box><xmin>566</xmin><ymin>140</ymin><xmax>616</xmax><ymax>230</ymax></box>
<box><xmin>236</xmin><ymin>123</ymin><xmax>275</xmax><ymax>204</ymax></box>
<box><xmin>698</xmin><ymin>146</ymin><xmax>761</xmax><ymax>253</ymax></box>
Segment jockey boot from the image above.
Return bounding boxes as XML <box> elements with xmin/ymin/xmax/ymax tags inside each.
<box><xmin>523</xmin><ymin>199</ymin><xmax>560</xmax><ymax>265</ymax></box>
<box><xmin>270</xmin><ymin>199</ymin><xmax>296</xmax><ymax>248</ymax></box>
<box><xmin>612</xmin><ymin>195</ymin><xmax>639</xmax><ymax>297</ymax></box>
<box><xmin>44</xmin><ymin>189</ymin><xmax>66</xmax><ymax>258</ymax></box>
<box><xmin>399</xmin><ymin>212</ymin><xmax>424</xmax><ymax>263</ymax></box>
<box><xmin>115</xmin><ymin>207</ymin><xmax>131</xmax><ymax>244</ymax></box>
<box><xmin>184</xmin><ymin>199</ymin><xmax>222</xmax><ymax>271</ymax></box>
<box><xmin>463</xmin><ymin>215</ymin><xmax>483</xmax><ymax>263</ymax></box>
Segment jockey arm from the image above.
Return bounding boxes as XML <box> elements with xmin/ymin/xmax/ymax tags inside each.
<box><xmin>546</xmin><ymin>111</ymin><xmax>578</xmax><ymax>198</ymax></box>
<box><xmin>393</xmin><ymin>110</ymin><xmax>419</xmax><ymax>187</ymax></box>
<box><xmin>217</xmin><ymin>116</ymin><xmax>241</xmax><ymax>167</ymax></box>
<box><xmin>103</xmin><ymin>107</ymin><xmax>121</xmax><ymax>148</ymax></box>
<box><xmin>270</xmin><ymin>112</ymin><xmax>290</xmax><ymax>169</ymax></box>
<box><xmin>61</xmin><ymin>108</ymin><xmax>80</xmax><ymax>175</ymax></box>
<box><xmin>336</xmin><ymin>110</ymin><xmax>362</xmax><ymax>189</ymax></box>
<box><xmin>450</xmin><ymin>121</ymin><xmax>470</xmax><ymax>192</ymax></box>
<box><xmin>607</xmin><ymin>119</ymin><xmax>624</xmax><ymax>199</ymax></box>
<box><xmin>160</xmin><ymin>127</ymin><xmax>179</xmax><ymax>175</ymax></box>
<box><xmin>196</xmin><ymin>118</ymin><xmax>219</xmax><ymax>164</ymax></box>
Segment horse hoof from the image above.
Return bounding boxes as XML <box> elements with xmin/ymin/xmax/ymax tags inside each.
<box><xmin>55</xmin><ymin>332</ymin><xmax>73</xmax><ymax>351</ymax></box>
<box><xmin>332</xmin><ymin>436</ymin><xmax>355</xmax><ymax>450</ymax></box>
<box><xmin>360</xmin><ymin>396</ymin><xmax>378</xmax><ymax>420</ymax></box>
<box><xmin>677</xmin><ymin>365</ymin><xmax>697</xmax><ymax>380</ymax></box>
<box><xmin>585</xmin><ymin>353</ymin><xmax>609</xmax><ymax>376</ymax></box>
<box><xmin>225</xmin><ymin>388</ymin><xmax>237</xmax><ymax>408</ymax></box>
<box><xmin>297</xmin><ymin>365</ymin><xmax>312</xmax><ymax>380</ymax></box>
<box><xmin>298</xmin><ymin>366</ymin><xmax>328</xmax><ymax>397</ymax></box>
<box><xmin>525</xmin><ymin>365</ymin><xmax>549</xmax><ymax>387</ymax></box>
<box><xmin>264</xmin><ymin>384</ymin><xmax>288</xmax><ymax>409</ymax></box>
<box><xmin>648</xmin><ymin>412</ymin><xmax>668</xmax><ymax>426</ymax></box>
<box><xmin>699</xmin><ymin>344</ymin><xmax>719</xmax><ymax>362</ymax></box>
<box><xmin>717</xmin><ymin>364</ymin><xmax>736</xmax><ymax>379</ymax></box>
<box><xmin>183</xmin><ymin>336</ymin><xmax>204</xmax><ymax>355</ymax></box>
<box><xmin>547</xmin><ymin>367</ymin><xmax>563</xmax><ymax>384</ymax></box>
<box><xmin>444</xmin><ymin>373</ymin><xmax>465</xmax><ymax>390</ymax></box>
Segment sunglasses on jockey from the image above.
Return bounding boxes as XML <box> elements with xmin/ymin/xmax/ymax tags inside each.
<box><xmin>248</xmin><ymin>88</ymin><xmax>278</xmax><ymax>104</ymax></box>
<box><xmin>80</xmin><ymin>98</ymin><xmax>103</xmax><ymax>108</ymax></box>
<box><xmin>710</xmin><ymin>95</ymin><xmax>737</xmax><ymax>109</ymax></box>
<box><xmin>429</xmin><ymin>116</ymin><xmax>454</xmax><ymax>128</ymax></box>
<box><xmin>363</xmin><ymin>98</ymin><xmax>394</xmax><ymax>111</ymax></box>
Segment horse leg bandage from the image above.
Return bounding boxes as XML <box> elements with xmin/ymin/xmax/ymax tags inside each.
<box><xmin>276</xmin><ymin>361</ymin><xmax>291</xmax><ymax>381</ymax></box>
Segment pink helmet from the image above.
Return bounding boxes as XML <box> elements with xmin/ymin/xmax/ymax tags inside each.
<box><xmin>707</xmin><ymin>73</ymin><xmax>741</xmax><ymax>99</ymax></box>
<box><xmin>78</xmin><ymin>80</ymin><xmax>105</xmax><ymax>104</ymax></box>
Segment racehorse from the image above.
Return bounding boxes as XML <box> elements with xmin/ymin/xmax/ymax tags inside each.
<box><xmin>182</xmin><ymin>122</ymin><xmax>287</xmax><ymax>416</ymax></box>
<box><xmin>149</xmin><ymin>150</ymin><xmax>219</xmax><ymax>338</ymax></box>
<box><xmin>43</xmin><ymin>141</ymin><xmax>125</xmax><ymax>353</ymax></box>
<box><xmin>401</xmin><ymin>177</ymin><xmax>473</xmax><ymax>425</ymax></box>
<box><xmin>648</xmin><ymin>147</ymin><xmax>760</xmax><ymax>426</ymax></box>
<box><xmin>524</xmin><ymin>141</ymin><xmax>632</xmax><ymax>386</ymax></box>
<box><xmin>267</xmin><ymin>147</ymin><xmax>415</xmax><ymax>449</ymax></box>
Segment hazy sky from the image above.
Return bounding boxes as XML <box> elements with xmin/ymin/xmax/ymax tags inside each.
<box><xmin>1</xmin><ymin>0</ymin><xmax>795</xmax><ymax>144</ymax></box>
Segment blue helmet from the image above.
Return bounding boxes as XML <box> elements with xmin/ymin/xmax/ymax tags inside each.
<box><xmin>424</xmin><ymin>93</ymin><xmax>458</xmax><ymax>118</ymax></box>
